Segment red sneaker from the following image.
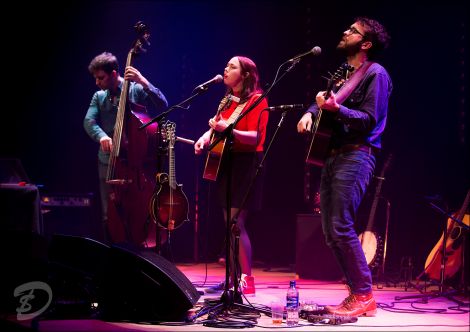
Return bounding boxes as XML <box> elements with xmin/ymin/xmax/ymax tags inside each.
<box><xmin>326</xmin><ymin>292</ymin><xmax>377</xmax><ymax>317</ymax></box>
<box><xmin>240</xmin><ymin>274</ymin><xmax>255</xmax><ymax>296</ymax></box>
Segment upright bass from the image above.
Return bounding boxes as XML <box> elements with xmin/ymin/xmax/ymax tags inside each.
<box><xmin>106</xmin><ymin>22</ymin><xmax>159</xmax><ymax>247</ymax></box>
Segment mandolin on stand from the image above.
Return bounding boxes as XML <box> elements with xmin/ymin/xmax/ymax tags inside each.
<box><xmin>149</xmin><ymin>121</ymin><xmax>189</xmax><ymax>233</ymax></box>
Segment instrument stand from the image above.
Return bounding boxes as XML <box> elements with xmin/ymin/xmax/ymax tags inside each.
<box><xmin>153</xmin><ymin>123</ymin><xmax>168</xmax><ymax>257</ymax></box>
<box><xmin>190</xmin><ymin>60</ymin><xmax>301</xmax><ymax>327</ymax></box>
<box><xmin>141</xmin><ymin>88</ymin><xmax>209</xmax><ymax>257</ymax></box>
<box><xmin>376</xmin><ymin>198</ymin><xmax>396</xmax><ymax>289</ymax></box>
<box><xmin>395</xmin><ymin>202</ymin><xmax>469</xmax><ymax>307</ymax></box>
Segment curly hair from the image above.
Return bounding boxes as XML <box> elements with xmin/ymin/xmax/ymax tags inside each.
<box><xmin>356</xmin><ymin>17</ymin><xmax>390</xmax><ymax>60</ymax></box>
<box><xmin>88</xmin><ymin>52</ymin><xmax>119</xmax><ymax>74</ymax></box>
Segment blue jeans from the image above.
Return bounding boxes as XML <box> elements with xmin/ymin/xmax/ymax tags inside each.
<box><xmin>320</xmin><ymin>149</ymin><xmax>375</xmax><ymax>295</ymax></box>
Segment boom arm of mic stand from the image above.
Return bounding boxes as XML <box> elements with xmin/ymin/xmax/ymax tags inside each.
<box><xmin>139</xmin><ymin>88</ymin><xmax>209</xmax><ymax>130</ymax></box>
<box><xmin>428</xmin><ymin>202</ymin><xmax>469</xmax><ymax>231</ymax></box>
<box><xmin>207</xmin><ymin>124</ymin><xmax>234</xmax><ymax>151</ymax></box>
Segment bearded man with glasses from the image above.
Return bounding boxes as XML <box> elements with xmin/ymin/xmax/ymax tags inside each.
<box><xmin>297</xmin><ymin>17</ymin><xmax>392</xmax><ymax>317</ymax></box>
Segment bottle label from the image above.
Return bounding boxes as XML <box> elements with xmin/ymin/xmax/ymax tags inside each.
<box><xmin>286</xmin><ymin>295</ymin><xmax>299</xmax><ymax>308</ymax></box>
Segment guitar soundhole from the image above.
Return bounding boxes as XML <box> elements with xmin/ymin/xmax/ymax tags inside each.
<box><xmin>449</xmin><ymin>226</ymin><xmax>461</xmax><ymax>240</ymax></box>
<box><xmin>451</xmin><ymin>233</ymin><xmax>463</xmax><ymax>250</ymax></box>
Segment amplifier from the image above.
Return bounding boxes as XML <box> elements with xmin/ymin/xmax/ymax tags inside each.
<box><xmin>295</xmin><ymin>214</ymin><xmax>342</xmax><ymax>280</ymax></box>
<box><xmin>40</xmin><ymin>193</ymin><xmax>100</xmax><ymax>241</ymax></box>
<box><xmin>41</xmin><ymin>194</ymin><xmax>93</xmax><ymax>207</ymax></box>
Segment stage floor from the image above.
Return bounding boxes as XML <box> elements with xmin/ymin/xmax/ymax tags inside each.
<box><xmin>5</xmin><ymin>262</ymin><xmax>469</xmax><ymax>331</ymax></box>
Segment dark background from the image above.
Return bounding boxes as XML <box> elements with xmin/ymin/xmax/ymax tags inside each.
<box><xmin>1</xmin><ymin>1</ymin><xmax>468</xmax><ymax>279</ymax></box>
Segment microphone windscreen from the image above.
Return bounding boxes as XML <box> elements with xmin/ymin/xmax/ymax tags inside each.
<box><xmin>312</xmin><ymin>46</ymin><xmax>322</xmax><ymax>55</ymax></box>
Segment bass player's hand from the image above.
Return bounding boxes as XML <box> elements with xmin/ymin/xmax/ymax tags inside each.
<box><xmin>297</xmin><ymin>112</ymin><xmax>313</xmax><ymax>133</ymax></box>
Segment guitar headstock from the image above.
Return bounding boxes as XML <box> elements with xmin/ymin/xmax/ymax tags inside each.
<box><xmin>326</xmin><ymin>63</ymin><xmax>355</xmax><ymax>92</ymax></box>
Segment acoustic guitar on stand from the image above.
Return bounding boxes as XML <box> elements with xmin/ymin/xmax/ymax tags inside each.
<box><xmin>424</xmin><ymin>189</ymin><xmax>470</xmax><ymax>281</ymax></box>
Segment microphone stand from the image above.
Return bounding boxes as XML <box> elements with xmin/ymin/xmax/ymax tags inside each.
<box><xmin>194</xmin><ymin>59</ymin><xmax>302</xmax><ymax>324</ymax></box>
<box><xmin>140</xmin><ymin>86</ymin><xmax>211</xmax><ymax>130</ymax></box>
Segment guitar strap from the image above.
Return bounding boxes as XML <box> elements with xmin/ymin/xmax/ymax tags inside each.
<box><xmin>217</xmin><ymin>95</ymin><xmax>230</xmax><ymax>113</ymax></box>
<box><xmin>335</xmin><ymin>61</ymin><xmax>374</xmax><ymax>104</ymax></box>
<box><xmin>214</xmin><ymin>94</ymin><xmax>247</xmax><ymax>124</ymax></box>
<box><xmin>226</xmin><ymin>99</ymin><xmax>248</xmax><ymax>124</ymax></box>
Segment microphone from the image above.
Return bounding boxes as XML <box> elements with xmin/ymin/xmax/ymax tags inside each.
<box><xmin>307</xmin><ymin>314</ymin><xmax>358</xmax><ymax>325</ymax></box>
<box><xmin>288</xmin><ymin>46</ymin><xmax>322</xmax><ymax>62</ymax></box>
<box><xmin>266</xmin><ymin>104</ymin><xmax>305</xmax><ymax>111</ymax></box>
<box><xmin>194</xmin><ymin>74</ymin><xmax>223</xmax><ymax>91</ymax></box>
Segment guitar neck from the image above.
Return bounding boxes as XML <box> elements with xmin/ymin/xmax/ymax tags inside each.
<box><xmin>365</xmin><ymin>180</ymin><xmax>384</xmax><ymax>231</ymax></box>
<box><xmin>456</xmin><ymin>189</ymin><xmax>470</xmax><ymax>221</ymax></box>
<box><xmin>365</xmin><ymin>154</ymin><xmax>392</xmax><ymax>231</ymax></box>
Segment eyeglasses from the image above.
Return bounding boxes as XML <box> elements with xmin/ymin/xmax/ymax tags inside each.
<box><xmin>347</xmin><ymin>26</ymin><xmax>365</xmax><ymax>38</ymax></box>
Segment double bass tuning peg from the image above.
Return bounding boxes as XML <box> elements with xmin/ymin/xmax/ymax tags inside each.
<box><xmin>133</xmin><ymin>21</ymin><xmax>151</xmax><ymax>49</ymax></box>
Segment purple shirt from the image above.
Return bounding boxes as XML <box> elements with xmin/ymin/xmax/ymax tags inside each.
<box><xmin>306</xmin><ymin>62</ymin><xmax>392</xmax><ymax>150</ymax></box>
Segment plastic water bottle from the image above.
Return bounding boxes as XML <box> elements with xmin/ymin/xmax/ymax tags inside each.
<box><xmin>286</xmin><ymin>280</ymin><xmax>299</xmax><ymax>326</ymax></box>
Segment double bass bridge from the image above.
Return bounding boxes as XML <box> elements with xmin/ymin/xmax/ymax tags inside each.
<box><xmin>106</xmin><ymin>179</ymin><xmax>133</xmax><ymax>185</ymax></box>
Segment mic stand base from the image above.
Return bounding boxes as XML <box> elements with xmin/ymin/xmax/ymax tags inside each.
<box><xmin>191</xmin><ymin>57</ymin><xmax>302</xmax><ymax>326</ymax></box>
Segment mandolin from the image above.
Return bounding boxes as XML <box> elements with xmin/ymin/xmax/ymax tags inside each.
<box><xmin>149</xmin><ymin>121</ymin><xmax>189</xmax><ymax>231</ymax></box>
<box><xmin>424</xmin><ymin>189</ymin><xmax>470</xmax><ymax>281</ymax></box>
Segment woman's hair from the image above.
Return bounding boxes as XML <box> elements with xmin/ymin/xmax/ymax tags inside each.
<box><xmin>356</xmin><ymin>17</ymin><xmax>391</xmax><ymax>60</ymax></box>
<box><xmin>229</xmin><ymin>56</ymin><xmax>262</xmax><ymax>102</ymax></box>
<box><xmin>88</xmin><ymin>52</ymin><xmax>119</xmax><ymax>74</ymax></box>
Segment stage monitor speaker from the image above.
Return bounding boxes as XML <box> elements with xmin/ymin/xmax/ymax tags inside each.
<box><xmin>295</xmin><ymin>214</ymin><xmax>342</xmax><ymax>280</ymax></box>
<box><xmin>47</xmin><ymin>235</ymin><xmax>110</xmax><ymax>319</ymax></box>
<box><xmin>101</xmin><ymin>243</ymin><xmax>201</xmax><ymax>322</ymax></box>
<box><xmin>0</xmin><ymin>230</ymin><xmax>48</xmax><ymax>314</ymax></box>
<box><xmin>48</xmin><ymin>235</ymin><xmax>200</xmax><ymax>322</ymax></box>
